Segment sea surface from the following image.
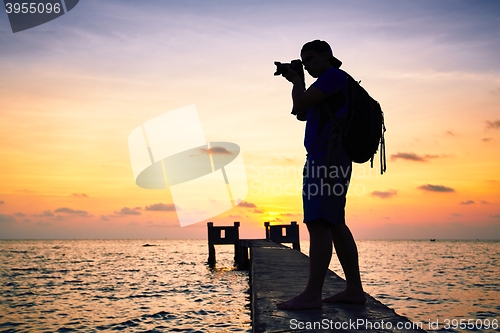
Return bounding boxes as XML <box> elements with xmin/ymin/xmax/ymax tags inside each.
<box><xmin>303</xmin><ymin>239</ymin><xmax>500</xmax><ymax>333</ymax></box>
<box><xmin>0</xmin><ymin>240</ymin><xmax>251</xmax><ymax>333</ymax></box>
<box><xmin>0</xmin><ymin>239</ymin><xmax>499</xmax><ymax>332</ymax></box>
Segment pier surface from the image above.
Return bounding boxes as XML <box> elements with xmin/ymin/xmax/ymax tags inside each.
<box><xmin>247</xmin><ymin>240</ymin><xmax>427</xmax><ymax>333</ymax></box>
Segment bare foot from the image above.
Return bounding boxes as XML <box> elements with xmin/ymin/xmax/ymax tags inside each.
<box><xmin>277</xmin><ymin>292</ymin><xmax>323</xmax><ymax>310</ymax></box>
<box><xmin>322</xmin><ymin>289</ymin><xmax>366</xmax><ymax>304</ymax></box>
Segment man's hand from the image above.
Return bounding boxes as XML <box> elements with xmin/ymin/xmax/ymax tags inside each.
<box><xmin>282</xmin><ymin>65</ymin><xmax>300</xmax><ymax>83</ymax></box>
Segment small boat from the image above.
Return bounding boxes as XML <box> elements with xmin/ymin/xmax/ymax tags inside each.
<box><xmin>430</xmin><ymin>239</ymin><xmax>436</xmax><ymax>242</ymax></box>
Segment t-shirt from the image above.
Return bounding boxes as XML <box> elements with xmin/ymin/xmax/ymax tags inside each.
<box><xmin>304</xmin><ymin>68</ymin><xmax>348</xmax><ymax>160</ymax></box>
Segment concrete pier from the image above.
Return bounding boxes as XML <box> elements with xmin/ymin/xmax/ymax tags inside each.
<box><xmin>248</xmin><ymin>240</ymin><xmax>427</xmax><ymax>333</ymax></box>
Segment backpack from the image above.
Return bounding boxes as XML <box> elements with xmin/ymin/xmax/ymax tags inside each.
<box><xmin>323</xmin><ymin>70</ymin><xmax>386</xmax><ymax>174</ymax></box>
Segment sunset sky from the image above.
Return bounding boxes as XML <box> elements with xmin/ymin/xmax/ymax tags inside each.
<box><xmin>1</xmin><ymin>0</ymin><xmax>499</xmax><ymax>240</ymax></box>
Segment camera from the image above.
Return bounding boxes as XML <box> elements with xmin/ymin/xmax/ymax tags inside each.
<box><xmin>274</xmin><ymin>59</ymin><xmax>305</xmax><ymax>115</ymax></box>
<box><xmin>274</xmin><ymin>59</ymin><xmax>304</xmax><ymax>84</ymax></box>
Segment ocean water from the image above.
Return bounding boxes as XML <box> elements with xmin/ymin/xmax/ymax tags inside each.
<box><xmin>0</xmin><ymin>240</ymin><xmax>251</xmax><ymax>333</ymax></box>
<box><xmin>1</xmin><ymin>240</ymin><xmax>499</xmax><ymax>333</ymax></box>
<box><xmin>303</xmin><ymin>239</ymin><xmax>500</xmax><ymax>333</ymax></box>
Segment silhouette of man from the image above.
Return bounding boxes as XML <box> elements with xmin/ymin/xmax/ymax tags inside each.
<box><xmin>277</xmin><ymin>40</ymin><xmax>366</xmax><ymax>310</ymax></box>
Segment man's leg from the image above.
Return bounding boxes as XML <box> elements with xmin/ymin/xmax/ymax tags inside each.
<box><xmin>277</xmin><ymin>219</ymin><xmax>332</xmax><ymax>310</ymax></box>
<box><xmin>323</xmin><ymin>223</ymin><xmax>366</xmax><ymax>304</ymax></box>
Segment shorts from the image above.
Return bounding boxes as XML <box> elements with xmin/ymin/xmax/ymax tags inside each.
<box><xmin>302</xmin><ymin>147</ymin><xmax>352</xmax><ymax>226</ymax></box>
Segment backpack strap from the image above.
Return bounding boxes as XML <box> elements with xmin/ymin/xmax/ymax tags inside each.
<box><xmin>343</xmin><ymin>70</ymin><xmax>388</xmax><ymax>175</ymax></box>
<box><xmin>320</xmin><ymin>73</ymin><xmax>349</xmax><ymax>173</ymax></box>
<box><xmin>323</xmin><ymin>70</ymin><xmax>387</xmax><ymax>175</ymax></box>
<box><xmin>380</xmin><ymin>118</ymin><xmax>387</xmax><ymax>174</ymax></box>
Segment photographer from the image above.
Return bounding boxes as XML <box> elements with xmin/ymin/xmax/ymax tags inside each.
<box><xmin>277</xmin><ymin>40</ymin><xmax>366</xmax><ymax>310</ymax></box>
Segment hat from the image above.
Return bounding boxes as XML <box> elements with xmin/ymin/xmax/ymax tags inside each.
<box><xmin>301</xmin><ymin>40</ymin><xmax>342</xmax><ymax>68</ymax></box>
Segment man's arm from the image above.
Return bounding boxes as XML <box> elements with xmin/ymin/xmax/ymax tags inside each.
<box><xmin>285</xmin><ymin>69</ymin><xmax>327</xmax><ymax>121</ymax></box>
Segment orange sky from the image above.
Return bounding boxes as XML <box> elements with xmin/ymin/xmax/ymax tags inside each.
<box><xmin>1</xmin><ymin>1</ymin><xmax>499</xmax><ymax>239</ymax></box>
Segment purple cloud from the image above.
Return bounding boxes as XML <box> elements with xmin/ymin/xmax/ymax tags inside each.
<box><xmin>71</xmin><ymin>193</ymin><xmax>89</xmax><ymax>198</ymax></box>
<box><xmin>486</xmin><ymin>120</ymin><xmax>500</xmax><ymax>129</ymax></box>
<box><xmin>54</xmin><ymin>207</ymin><xmax>89</xmax><ymax>216</ymax></box>
<box><xmin>145</xmin><ymin>203</ymin><xmax>176</xmax><ymax>211</ymax></box>
<box><xmin>418</xmin><ymin>184</ymin><xmax>455</xmax><ymax>193</ymax></box>
<box><xmin>199</xmin><ymin>146</ymin><xmax>233</xmax><ymax>155</ymax></box>
<box><xmin>115</xmin><ymin>207</ymin><xmax>142</xmax><ymax>215</ymax></box>
<box><xmin>371</xmin><ymin>190</ymin><xmax>398</xmax><ymax>199</ymax></box>
<box><xmin>34</xmin><ymin>210</ymin><xmax>54</xmax><ymax>217</ymax></box>
<box><xmin>238</xmin><ymin>201</ymin><xmax>257</xmax><ymax>208</ymax></box>
<box><xmin>391</xmin><ymin>152</ymin><xmax>440</xmax><ymax>162</ymax></box>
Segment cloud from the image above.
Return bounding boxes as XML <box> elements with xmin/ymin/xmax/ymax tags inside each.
<box><xmin>480</xmin><ymin>200</ymin><xmax>490</xmax><ymax>205</ymax></box>
<box><xmin>460</xmin><ymin>200</ymin><xmax>475</xmax><ymax>205</ymax></box>
<box><xmin>199</xmin><ymin>146</ymin><xmax>233</xmax><ymax>155</ymax></box>
<box><xmin>280</xmin><ymin>213</ymin><xmax>299</xmax><ymax>217</ymax></box>
<box><xmin>418</xmin><ymin>184</ymin><xmax>455</xmax><ymax>192</ymax></box>
<box><xmin>71</xmin><ymin>193</ymin><xmax>89</xmax><ymax>198</ymax></box>
<box><xmin>54</xmin><ymin>207</ymin><xmax>89</xmax><ymax>216</ymax></box>
<box><xmin>36</xmin><ymin>221</ymin><xmax>51</xmax><ymax>227</ymax></box>
<box><xmin>34</xmin><ymin>210</ymin><xmax>54</xmax><ymax>217</ymax></box>
<box><xmin>0</xmin><ymin>214</ymin><xmax>16</xmax><ymax>223</ymax></box>
<box><xmin>14</xmin><ymin>212</ymin><xmax>25</xmax><ymax>217</ymax></box>
<box><xmin>391</xmin><ymin>152</ymin><xmax>425</xmax><ymax>162</ymax></box>
<box><xmin>101</xmin><ymin>215</ymin><xmax>110</xmax><ymax>221</ymax></box>
<box><xmin>0</xmin><ymin>201</ymin><xmax>4</xmax><ymax>205</ymax></box>
<box><xmin>390</xmin><ymin>152</ymin><xmax>440</xmax><ymax>162</ymax></box>
<box><xmin>486</xmin><ymin>120</ymin><xmax>500</xmax><ymax>129</ymax></box>
<box><xmin>491</xmin><ymin>214</ymin><xmax>500</xmax><ymax>219</ymax></box>
<box><xmin>43</xmin><ymin>210</ymin><xmax>54</xmax><ymax>216</ymax></box>
<box><xmin>445</xmin><ymin>130</ymin><xmax>456</xmax><ymax>136</ymax></box>
<box><xmin>145</xmin><ymin>203</ymin><xmax>175</xmax><ymax>211</ymax></box>
<box><xmin>482</xmin><ymin>138</ymin><xmax>493</xmax><ymax>142</ymax></box>
<box><xmin>371</xmin><ymin>190</ymin><xmax>398</xmax><ymax>199</ymax></box>
<box><xmin>115</xmin><ymin>207</ymin><xmax>142</xmax><ymax>215</ymax></box>
<box><xmin>238</xmin><ymin>201</ymin><xmax>257</xmax><ymax>208</ymax></box>
<box><xmin>253</xmin><ymin>209</ymin><xmax>264</xmax><ymax>214</ymax></box>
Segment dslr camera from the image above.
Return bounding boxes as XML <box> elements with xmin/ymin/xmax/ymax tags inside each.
<box><xmin>274</xmin><ymin>59</ymin><xmax>306</xmax><ymax>115</ymax></box>
<box><xmin>274</xmin><ymin>59</ymin><xmax>305</xmax><ymax>84</ymax></box>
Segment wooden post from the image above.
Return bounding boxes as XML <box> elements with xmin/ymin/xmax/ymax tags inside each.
<box><xmin>290</xmin><ymin>221</ymin><xmax>300</xmax><ymax>250</ymax></box>
<box><xmin>207</xmin><ymin>222</ymin><xmax>216</xmax><ymax>267</ymax></box>
<box><xmin>233</xmin><ymin>222</ymin><xmax>240</xmax><ymax>262</ymax></box>
<box><xmin>264</xmin><ymin>221</ymin><xmax>300</xmax><ymax>251</ymax></box>
<box><xmin>237</xmin><ymin>240</ymin><xmax>250</xmax><ymax>270</ymax></box>
<box><xmin>207</xmin><ymin>221</ymin><xmax>240</xmax><ymax>267</ymax></box>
